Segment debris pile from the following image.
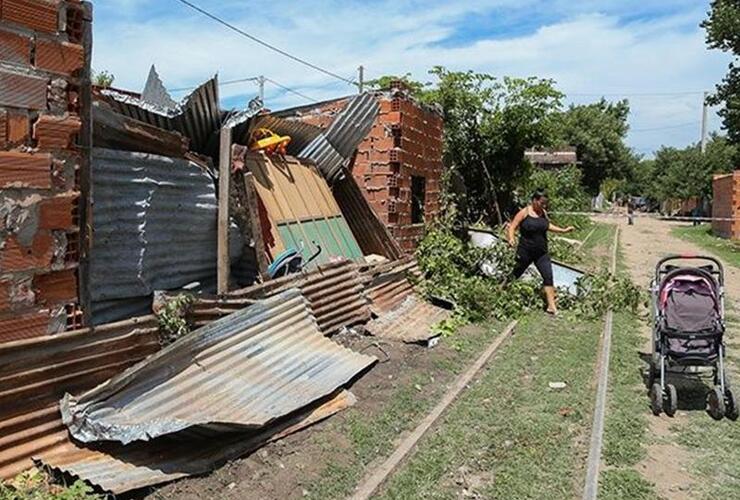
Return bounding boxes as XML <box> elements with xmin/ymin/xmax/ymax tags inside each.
<box><xmin>0</xmin><ymin>8</ymin><xmax>456</xmax><ymax>494</ymax></box>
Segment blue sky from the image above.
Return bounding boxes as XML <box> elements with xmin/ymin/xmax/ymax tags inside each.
<box><xmin>92</xmin><ymin>0</ymin><xmax>733</xmax><ymax>156</ymax></box>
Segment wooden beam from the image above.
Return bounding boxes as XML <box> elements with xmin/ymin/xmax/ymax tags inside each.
<box><xmin>217</xmin><ymin>127</ymin><xmax>232</xmax><ymax>295</ymax></box>
<box><xmin>243</xmin><ymin>172</ymin><xmax>270</xmax><ymax>279</ymax></box>
<box><xmin>92</xmin><ymin>102</ymin><xmax>189</xmax><ymax>157</ymax></box>
<box><xmin>78</xmin><ymin>1</ymin><xmax>93</xmax><ymax>327</ymax></box>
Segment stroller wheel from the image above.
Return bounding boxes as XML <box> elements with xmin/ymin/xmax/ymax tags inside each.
<box><xmin>665</xmin><ymin>384</ymin><xmax>678</xmax><ymax>417</ymax></box>
<box><xmin>726</xmin><ymin>387</ymin><xmax>739</xmax><ymax>421</ymax></box>
<box><xmin>650</xmin><ymin>383</ymin><xmax>663</xmax><ymax>416</ymax></box>
<box><xmin>707</xmin><ymin>386</ymin><xmax>726</xmax><ymax>421</ymax></box>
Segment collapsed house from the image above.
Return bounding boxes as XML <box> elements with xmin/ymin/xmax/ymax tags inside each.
<box><xmin>272</xmin><ymin>86</ymin><xmax>445</xmax><ymax>252</ymax></box>
<box><xmin>0</xmin><ymin>3</ymin><xmax>454</xmax><ymax>492</ymax></box>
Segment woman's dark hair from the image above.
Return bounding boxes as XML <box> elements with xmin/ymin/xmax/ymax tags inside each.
<box><xmin>531</xmin><ymin>188</ymin><xmax>548</xmax><ymax>201</ymax></box>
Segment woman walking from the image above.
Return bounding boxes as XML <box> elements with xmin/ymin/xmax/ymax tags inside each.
<box><xmin>507</xmin><ymin>189</ymin><xmax>574</xmax><ymax>315</ymax></box>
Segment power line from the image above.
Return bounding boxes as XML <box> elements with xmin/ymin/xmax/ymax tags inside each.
<box><xmin>169</xmin><ymin>76</ymin><xmax>261</xmax><ymax>93</ymax></box>
<box><xmin>630</xmin><ymin>121</ymin><xmax>700</xmax><ymax>132</ymax></box>
<box><xmin>566</xmin><ymin>90</ymin><xmax>704</xmax><ymax>97</ymax></box>
<box><xmin>174</xmin><ymin>0</ymin><xmax>355</xmax><ymax>86</ymax></box>
<box><xmin>265</xmin><ymin>77</ymin><xmax>317</xmax><ymax>102</ymax></box>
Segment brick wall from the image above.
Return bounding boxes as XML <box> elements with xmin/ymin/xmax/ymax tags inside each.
<box><xmin>287</xmin><ymin>88</ymin><xmax>444</xmax><ymax>253</ymax></box>
<box><xmin>712</xmin><ymin>171</ymin><xmax>740</xmax><ymax>240</ymax></box>
<box><xmin>0</xmin><ymin>1</ymin><xmax>91</xmax><ymax>343</ymax></box>
<box><xmin>353</xmin><ymin>91</ymin><xmax>443</xmax><ymax>252</ymax></box>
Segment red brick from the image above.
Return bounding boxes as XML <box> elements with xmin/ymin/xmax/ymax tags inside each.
<box><xmin>6</xmin><ymin>110</ymin><xmax>29</xmax><ymax>144</ymax></box>
<box><xmin>33</xmin><ymin>269</ymin><xmax>76</xmax><ymax>305</ymax></box>
<box><xmin>0</xmin><ymin>310</ymin><xmax>50</xmax><ymax>343</ymax></box>
<box><xmin>38</xmin><ymin>192</ymin><xmax>77</xmax><ymax>229</ymax></box>
<box><xmin>0</xmin><ymin>151</ymin><xmax>51</xmax><ymax>188</ymax></box>
<box><xmin>33</xmin><ymin>113</ymin><xmax>81</xmax><ymax>149</ymax></box>
<box><xmin>0</xmin><ymin>110</ymin><xmax>6</xmax><ymax>148</ymax></box>
<box><xmin>0</xmin><ymin>280</ymin><xmax>10</xmax><ymax>311</ymax></box>
<box><xmin>0</xmin><ymin>231</ymin><xmax>53</xmax><ymax>272</ymax></box>
<box><xmin>0</xmin><ymin>28</ymin><xmax>31</xmax><ymax>65</ymax></box>
<box><xmin>2</xmin><ymin>0</ymin><xmax>60</xmax><ymax>33</ymax></box>
<box><xmin>35</xmin><ymin>38</ymin><xmax>83</xmax><ymax>75</ymax></box>
<box><xmin>0</xmin><ymin>69</ymin><xmax>48</xmax><ymax>109</ymax></box>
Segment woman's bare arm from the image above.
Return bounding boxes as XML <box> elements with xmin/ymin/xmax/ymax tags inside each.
<box><xmin>507</xmin><ymin>208</ymin><xmax>528</xmax><ymax>245</ymax></box>
<box><xmin>548</xmin><ymin>222</ymin><xmax>575</xmax><ymax>233</ymax></box>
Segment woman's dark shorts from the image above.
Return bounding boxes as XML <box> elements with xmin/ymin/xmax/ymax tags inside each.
<box><xmin>512</xmin><ymin>247</ymin><xmax>554</xmax><ymax>286</ymax></box>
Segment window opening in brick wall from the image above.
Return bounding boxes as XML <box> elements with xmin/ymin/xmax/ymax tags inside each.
<box><xmin>411</xmin><ymin>175</ymin><xmax>426</xmax><ymax>224</ymax></box>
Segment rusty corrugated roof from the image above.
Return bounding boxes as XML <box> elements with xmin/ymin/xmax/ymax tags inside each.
<box><xmin>365</xmin><ymin>295</ymin><xmax>452</xmax><ymax>343</ymax></box>
<box><xmin>38</xmin><ymin>389</ymin><xmax>355</xmax><ymax>494</ymax></box>
<box><xmin>299</xmin><ymin>93</ymin><xmax>379</xmax><ymax>184</ymax></box>
<box><xmin>192</xmin><ymin>259</ymin><xmax>371</xmax><ymax>336</ymax></box>
<box><xmin>101</xmin><ymin>76</ymin><xmax>222</xmax><ymax>155</ymax></box>
<box><xmin>0</xmin><ymin>316</ymin><xmax>160</xmax><ymax>479</ymax></box>
<box><xmin>62</xmin><ymin>289</ymin><xmax>375</xmax><ymax>444</ymax></box>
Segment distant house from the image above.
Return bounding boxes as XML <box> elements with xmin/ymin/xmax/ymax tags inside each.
<box><xmin>525</xmin><ymin>147</ymin><xmax>578</xmax><ymax>169</ymax></box>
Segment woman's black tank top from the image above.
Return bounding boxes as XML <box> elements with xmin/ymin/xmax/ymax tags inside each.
<box><xmin>518</xmin><ymin>213</ymin><xmax>549</xmax><ymax>253</ymax></box>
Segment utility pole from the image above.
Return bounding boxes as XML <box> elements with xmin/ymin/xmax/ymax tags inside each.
<box><xmin>701</xmin><ymin>91</ymin><xmax>709</xmax><ymax>153</ymax></box>
<box><xmin>358</xmin><ymin>65</ymin><xmax>364</xmax><ymax>94</ymax></box>
<box><xmin>258</xmin><ymin>75</ymin><xmax>265</xmax><ymax>104</ymax></box>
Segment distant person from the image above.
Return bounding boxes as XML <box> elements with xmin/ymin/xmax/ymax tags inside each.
<box><xmin>691</xmin><ymin>206</ymin><xmax>701</xmax><ymax>226</ymax></box>
<box><xmin>627</xmin><ymin>199</ymin><xmax>635</xmax><ymax>225</ymax></box>
<box><xmin>507</xmin><ymin>189</ymin><xmax>575</xmax><ymax>315</ymax></box>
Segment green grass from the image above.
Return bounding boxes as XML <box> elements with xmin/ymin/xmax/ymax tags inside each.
<box><xmin>600</xmin><ymin>469</ymin><xmax>659</xmax><ymax>500</ymax></box>
<box><xmin>579</xmin><ymin>223</ymin><xmax>617</xmax><ymax>272</ymax></box>
<box><xmin>0</xmin><ymin>470</ymin><xmax>99</xmax><ymax>500</ymax></box>
<box><xmin>602</xmin><ymin>313</ymin><xmax>651</xmax><ymax>468</ymax></box>
<box><xmin>377</xmin><ymin>313</ymin><xmax>604</xmax><ymax>500</ymax></box>
<box><xmin>306</xmin><ymin>321</ymin><xmax>505</xmax><ymax>500</ymax></box>
<box><xmin>666</xmin><ymin>311</ymin><xmax>740</xmax><ymax>500</ymax></box>
<box><xmin>671</xmin><ymin>224</ymin><xmax>740</xmax><ymax>269</ymax></box>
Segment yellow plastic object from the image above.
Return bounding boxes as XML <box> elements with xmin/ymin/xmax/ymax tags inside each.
<box><xmin>249</xmin><ymin>128</ymin><xmax>291</xmax><ymax>155</ymax></box>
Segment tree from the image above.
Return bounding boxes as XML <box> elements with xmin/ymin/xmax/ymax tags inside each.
<box><xmin>423</xmin><ymin>67</ymin><xmax>563</xmax><ymax>224</ymax></box>
<box><xmin>365</xmin><ymin>73</ymin><xmax>426</xmax><ymax>96</ymax></box>
<box><xmin>92</xmin><ymin>70</ymin><xmax>115</xmax><ymax>88</ymax></box>
<box><xmin>646</xmin><ymin>134</ymin><xmax>736</xmax><ymax>203</ymax></box>
<box><xmin>702</xmin><ymin>0</ymin><xmax>740</xmax><ymax>147</ymax></box>
<box><xmin>553</xmin><ymin>99</ymin><xmax>635</xmax><ymax>194</ymax></box>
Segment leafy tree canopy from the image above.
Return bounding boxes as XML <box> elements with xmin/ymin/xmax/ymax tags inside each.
<box><xmin>552</xmin><ymin>99</ymin><xmax>635</xmax><ymax>194</ymax></box>
<box><xmin>422</xmin><ymin>67</ymin><xmax>563</xmax><ymax>223</ymax></box>
<box><xmin>703</xmin><ymin>0</ymin><xmax>740</xmax><ymax>146</ymax></box>
<box><xmin>635</xmin><ymin>134</ymin><xmax>736</xmax><ymax>202</ymax></box>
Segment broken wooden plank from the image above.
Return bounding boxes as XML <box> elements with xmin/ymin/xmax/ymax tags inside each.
<box><xmin>92</xmin><ymin>101</ymin><xmax>189</xmax><ymax>157</ymax></box>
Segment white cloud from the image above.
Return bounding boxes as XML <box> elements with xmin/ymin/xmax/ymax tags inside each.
<box><xmin>91</xmin><ymin>0</ymin><xmax>732</xmax><ymax>154</ymax></box>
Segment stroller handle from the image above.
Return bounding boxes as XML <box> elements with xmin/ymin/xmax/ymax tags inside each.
<box><xmin>654</xmin><ymin>254</ymin><xmax>724</xmax><ymax>285</ymax></box>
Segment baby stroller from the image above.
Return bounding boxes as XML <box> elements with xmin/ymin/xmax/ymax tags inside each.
<box><xmin>649</xmin><ymin>255</ymin><xmax>738</xmax><ymax>420</ymax></box>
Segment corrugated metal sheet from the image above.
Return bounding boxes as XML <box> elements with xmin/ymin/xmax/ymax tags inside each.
<box><xmin>242</xmin><ymin>151</ymin><xmax>364</xmax><ymax>268</ymax></box>
<box><xmin>365</xmin><ymin>295</ymin><xmax>452</xmax><ymax>343</ymax></box>
<box><xmin>191</xmin><ymin>259</ymin><xmax>371</xmax><ymax>336</ymax></box>
<box><xmin>361</xmin><ymin>257</ymin><xmax>449</xmax><ymax>343</ymax></box>
<box><xmin>0</xmin><ymin>315</ymin><xmax>159</xmax><ymax>479</ymax></box>
<box><xmin>90</xmin><ymin>148</ymin><xmax>243</xmax><ymax>325</ymax></box>
<box><xmin>102</xmin><ymin>76</ymin><xmax>221</xmax><ymax>154</ymax></box>
<box><xmin>140</xmin><ymin>65</ymin><xmax>177</xmax><ymax>109</ymax></box>
<box><xmin>299</xmin><ymin>93</ymin><xmax>379</xmax><ymax>183</ymax></box>
<box><xmin>365</xmin><ymin>266</ymin><xmax>416</xmax><ymax>315</ymax></box>
<box><xmin>467</xmin><ymin>228</ymin><xmax>585</xmax><ymax>294</ymax></box>
<box><xmin>39</xmin><ymin>389</ymin><xmax>356</xmax><ymax>494</ymax></box>
<box><xmin>62</xmin><ymin>289</ymin><xmax>375</xmax><ymax>444</ymax></box>
<box><xmin>333</xmin><ymin>174</ymin><xmax>403</xmax><ymax>260</ymax></box>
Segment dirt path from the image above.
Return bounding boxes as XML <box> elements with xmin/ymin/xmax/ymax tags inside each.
<box><xmin>616</xmin><ymin>216</ymin><xmax>740</xmax><ymax>306</ymax></box>
<box><xmin>613</xmin><ymin>215</ymin><xmax>739</xmax><ymax>499</ymax></box>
